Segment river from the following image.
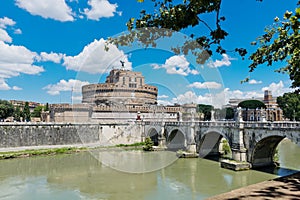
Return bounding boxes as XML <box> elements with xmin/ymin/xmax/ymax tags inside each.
<box><xmin>0</xmin><ymin>139</ymin><xmax>299</xmax><ymax>200</ymax></box>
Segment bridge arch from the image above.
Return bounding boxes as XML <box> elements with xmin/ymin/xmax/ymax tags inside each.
<box><xmin>251</xmin><ymin>135</ymin><xmax>284</xmax><ymax>168</ymax></box>
<box><xmin>147</xmin><ymin>128</ymin><xmax>159</xmax><ymax>146</ymax></box>
<box><xmin>166</xmin><ymin>128</ymin><xmax>186</xmax><ymax>150</ymax></box>
<box><xmin>247</xmin><ymin>127</ymin><xmax>300</xmax><ymax>168</ymax></box>
<box><xmin>198</xmin><ymin>130</ymin><xmax>232</xmax><ymax>158</ymax></box>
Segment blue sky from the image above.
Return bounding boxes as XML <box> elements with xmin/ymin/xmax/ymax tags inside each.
<box><xmin>0</xmin><ymin>0</ymin><xmax>298</xmax><ymax>107</ymax></box>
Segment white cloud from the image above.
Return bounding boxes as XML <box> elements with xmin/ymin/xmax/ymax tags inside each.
<box><xmin>172</xmin><ymin>91</ymin><xmax>218</xmax><ymax>106</ymax></box>
<box><xmin>0</xmin><ymin>17</ymin><xmax>16</xmax><ymax>28</ymax></box>
<box><xmin>249</xmin><ymin>79</ymin><xmax>262</xmax><ymax>84</ymax></box>
<box><xmin>12</xmin><ymin>86</ymin><xmax>22</xmax><ymax>90</ymax></box>
<box><xmin>152</xmin><ymin>55</ymin><xmax>199</xmax><ymax>76</ymax></box>
<box><xmin>262</xmin><ymin>81</ymin><xmax>293</xmax><ymax>97</ymax></box>
<box><xmin>223</xmin><ymin>88</ymin><xmax>262</xmax><ymax>101</ymax></box>
<box><xmin>171</xmin><ymin>89</ymin><xmax>247</xmax><ymax>108</ymax></box>
<box><xmin>15</xmin><ymin>0</ymin><xmax>74</xmax><ymax>22</ymax></box>
<box><xmin>157</xmin><ymin>99</ymin><xmax>172</xmax><ymax>105</ymax></box>
<box><xmin>0</xmin><ymin>79</ymin><xmax>10</xmax><ymax>90</ymax></box>
<box><xmin>72</xmin><ymin>95</ymin><xmax>83</xmax><ymax>101</ymax></box>
<box><xmin>43</xmin><ymin>79</ymin><xmax>90</xmax><ymax>95</ymax></box>
<box><xmin>0</xmin><ymin>17</ymin><xmax>17</xmax><ymax>43</ymax></box>
<box><xmin>63</xmin><ymin>38</ymin><xmax>132</xmax><ymax>74</ymax></box>
<box><xmin>160</xmin><ymin>81</ymin><xmax>293</xmax><ymax>108</ymax></box>
<box><xmin>84</xmin><ymin>0</ymin><xmax>118</xmax><ymax>20</ymax></box>
<box><xmin>208</xmin><ymin>54</ymin><xmax>234</xmax><ymax>68</ymax></box>
<box><xmin>188</xmin><ymin>81</ymin><xmax>222</xmax><ymax>89</ymax></box>
<box><xmin>158</xmin><ymin>95</ymin><xmax>169</xmax><ymax>99</ymax></box>
<box><xmin>0</xmin><ymin>28</ymin><xmax>12</xmax><ymax>43</ymax></box>
<box><xmin>0</xmin><ymin>41</ymin><xmax>44</xmax><ymax>90</ymax></box>
<box><xmin>39</xmin><ymin>52</ymin><xmax>64</xmax><ymax>63</ymax></box>
<box><xmin>14</xmin><ymin>28</ymin><xmax>22</xmax><ymax>34</ymax></box>
<box><xmin>223</xmin><ymin>81</ymin><xmax>292</xmax><ymax>104</ymax></box>
<box><xmin>158</xmin><ymin>81</ymin><xmax>292</xmax><ymax>108</ymax></box>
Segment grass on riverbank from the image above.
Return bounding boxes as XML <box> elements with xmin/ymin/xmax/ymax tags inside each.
<box><xmin>0</xmin><ymin>142</ymin><xmax>148</xmax><ymax>160</ymax></box>
<box><xmin>0</xmin><ymin>147</ymin><xmax>88</xmax><ymax>160</ymax></box>
<box><xmin>115</xmin><ymin>141</ymin><xmax>145</xmax><ymax>147</ymax></box>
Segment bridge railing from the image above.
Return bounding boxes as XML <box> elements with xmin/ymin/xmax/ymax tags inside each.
<box><xmin>143</xmin><ymin>120</ymin><xmax>300</xmax><ymax>129</ymax></box>
<box><xmin>196</xmin><ymin>121</ymin><xmax>236</xmax><ymax>127</ymax></box>
<box><xmin>242</xmin><ymin>121</ymin><xmax>300</xmax><ymax>129</ymax></box>
<box><xmin>161</xmin><ymin>121</ymin><xmax>237</xmax><ymax>127</ymax></box>
<box><xmin>0</xmin><ymin>121</ymin><xmax>130</xmax><ymax>126</ymax></box>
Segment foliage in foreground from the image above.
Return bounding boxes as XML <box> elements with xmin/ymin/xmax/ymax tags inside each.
<box><xmin>110</xmin><ymin>0</ymin><xmax>300</xmax><ymax>90</ymax></box>
<box><xmin>249</xmin><ymin>6</ymin><xmax>300</xmax><ymax>89</ymax></box>
<box><xmin>277</xmin><ymin>92</ymin><xmax>300</xmax><ymax>121</ymax></box>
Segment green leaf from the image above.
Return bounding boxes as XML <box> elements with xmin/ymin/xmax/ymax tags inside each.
<box><xmin>296</xmin><ymin>7</ymin><xmax>300</xmax><ymax>15</ymax></box>
<box><xmin>284</xmin><ymin>10</ymin><xmax>293</xmax><ymax>19</ymax></box>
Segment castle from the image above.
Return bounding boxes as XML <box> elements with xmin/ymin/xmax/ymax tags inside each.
<box><xmin>50</xmin><ymin>68</ymin><xmax>196</xmax><ymax>123</ymax></box>
<box><xmin>82</xmin><ymin>69</ymin><xmax>158</xmax><ymax>106</ymax></box>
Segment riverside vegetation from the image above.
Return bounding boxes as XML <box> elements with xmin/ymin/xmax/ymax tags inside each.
<box><xmin>0</xmin><ymin>147</ymin><xmax>87</xmax><ymax>160</ymax></box>
<box><xmin>0</xmin><ymin>139</ymin><xmax>154</xmax><ymax>160</ymax></box>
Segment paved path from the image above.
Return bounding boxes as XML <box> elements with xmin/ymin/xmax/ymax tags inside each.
<box><xmin>208</xmin><ymin>172</ymin><xmax>300</xmax><ymax>200</ymax></box>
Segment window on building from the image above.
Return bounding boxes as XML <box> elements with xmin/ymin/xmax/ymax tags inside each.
<box><xmin>129</xmin><ymin>83</ymin><xmax>137</xmax><ymax>88</ymax></box>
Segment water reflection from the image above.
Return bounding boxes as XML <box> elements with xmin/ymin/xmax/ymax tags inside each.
<box><xmin>278</xmin><ymin>139</ymin><xmax>300</xmax><ymax>170</ymax></box>
<box><xmin>0</xmin><ymin>153</ymin><xmax>157</xmax><ymax>200</ymax></box>
<box><xmin>89</xmin><ymin>148</ymin><xmax>178</xmax><ymax>173</ymax></box>
<box><xmin>0</xmin><ymin>139</ymin><xmax>299</xmax><ymax>200</ymax></box>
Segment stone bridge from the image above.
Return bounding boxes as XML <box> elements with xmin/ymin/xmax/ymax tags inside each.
<box><xmin>141</xmin><ymin>120</ymin><xmax>300</xmax><ymax>168</ymax></box>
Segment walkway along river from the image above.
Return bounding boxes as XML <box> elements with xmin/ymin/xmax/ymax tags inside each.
<box><xmin>0</xmin><ymin>139</ymin><xmax>299</xmax><ymax>199</ymax></box>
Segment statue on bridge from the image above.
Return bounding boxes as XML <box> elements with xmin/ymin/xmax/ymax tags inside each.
<box><xmin>236</xmin><ymin>107</ymin><xmax>243</xmax><ymax>122</ymax></box>
<box><xmin>210</xmin><ymin>110</ymin><xmax>215</xmax><ymax>121</ymax></box>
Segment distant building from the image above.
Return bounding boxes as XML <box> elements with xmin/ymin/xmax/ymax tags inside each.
<box><xmin>50</xmin><ymin>104</ymin><xmax>92</xmax><ymax>123</ymax></box>
<box><xmin>227</xmin><ymin>90</ymin><xmax>283</xmax><ymax>121</ymax></box>
<box><xmin>10</xmin><ymin>100</ymin><xmax>43</xmax><ymax>112</ymax></box>
<box><xmin>82</xmin><ymin>69</ymin><xmax>158</xmax><ymax>106</ymax></box>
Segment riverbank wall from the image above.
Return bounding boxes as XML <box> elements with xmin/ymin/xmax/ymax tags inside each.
<box><xmin>0</xmin><ymin>122</ymin><xmax>142</xmax><ymax>148</ymax></box>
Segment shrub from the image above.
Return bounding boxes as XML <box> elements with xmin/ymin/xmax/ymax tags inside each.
<box><xmin>143</xmin><ymin>137</ymin><xmax>154</xmax><ymax>151</ymax></box>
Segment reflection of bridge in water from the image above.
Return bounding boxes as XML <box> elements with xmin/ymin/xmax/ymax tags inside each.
<box><xmin>141</xmin><ymin>120</ymin><xmax>300</xmax><ymax>168</ymax></box>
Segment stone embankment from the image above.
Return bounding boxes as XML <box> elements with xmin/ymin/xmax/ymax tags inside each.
<box><xmin>208</xmin><ymin>172</ymin><xmax>300</xmax><ymax>200</ymax></box>
<box><xmin>0</xmin><ymin>122</ymin><xmax>142</xmax><ymax>148</ymax></box>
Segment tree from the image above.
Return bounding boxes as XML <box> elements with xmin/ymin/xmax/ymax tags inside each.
<box><xmin>31</xmin><ymin>106</ymin><xmax>44</xmax><ymax>118</ymax></box>
<box><xmin>23</xmin><ymin>102</ymin><xmax>31</xmax><ymax>122</ymax></box>
<box><xmin>238</xmin><ymin>100</ymin><xmax>266</xmax><ymax>109</ymax></box>
<box><xmin>197</xmin><ymin>104</ymin><xmax>214</xmax><ymax>120</ymax></box>
<box><xmin>248</xmin><ymin>4</ymin><xmax>300</xmax><ymax>89</ymax></box>
<box><xmin>44</xmin><ymin>103</ymin><xmax>49</xmax><ymax>112</ymax></box>
<box><xmin>108</xmin><ymin>0</ymin><xmax>249</xmax><ymax>64</ymax></box>
<box><xmin>277</xmin><ymin>92</ymin><xmax>300</xmax><ymax>121</ymax></box>
<box><xmin>0</xmin><ymin>100</ymin><xmax>14</xmax><ymax>120</ymax></box>
<box><xmin>108</xmin><ymin>1</ymin><xmax>300</xmax><ymax>90</ymax></box>
<box><xmin>13</xmin><ymin>107</ymin><xmax>22</xmax><ymax>122</ymax></box>
<box><xmin>225</xmin><ymin>107</ymin><xmax>234</xmax><ymax>120</ymax></box>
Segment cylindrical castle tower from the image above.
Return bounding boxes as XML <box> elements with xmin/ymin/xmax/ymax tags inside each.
<box><xmin>82</xmin><ymin>69</ymin><xmax>158</xmax><ymax>106</ymax></box>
